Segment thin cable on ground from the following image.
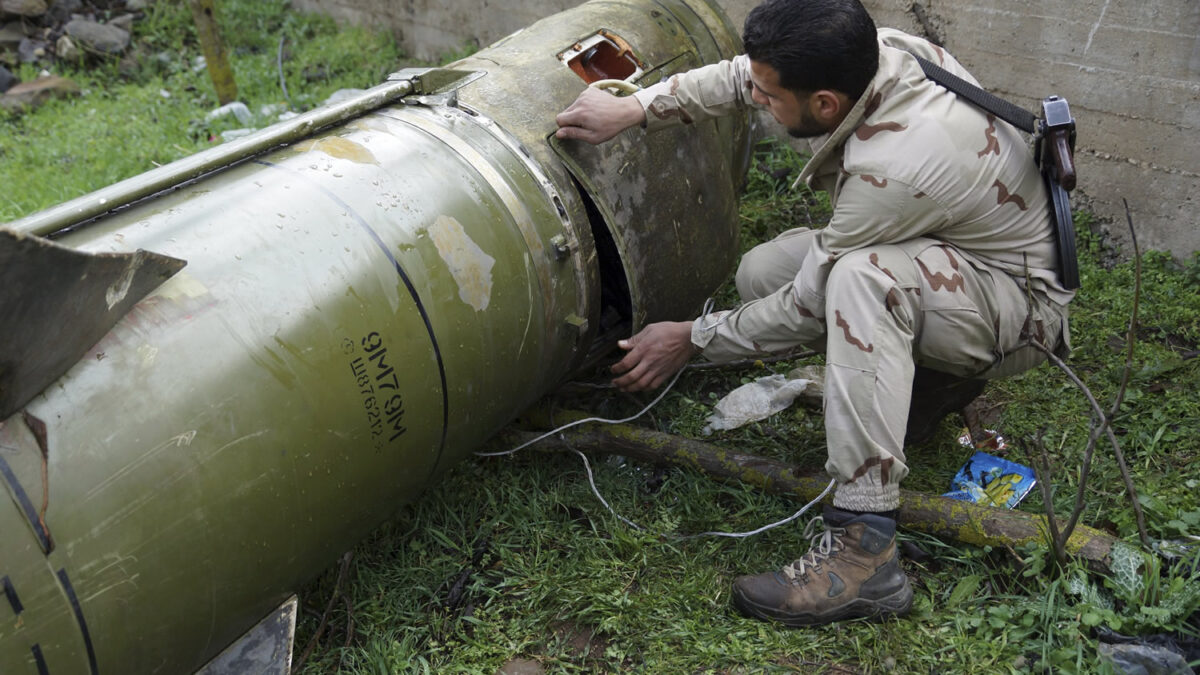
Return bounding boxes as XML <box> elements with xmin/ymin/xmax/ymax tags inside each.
<box><xmin>561</xmin><ymin>437</ymin><xmax>835</xmax><ymax>540</ymax></box>
<box><xmin>474</xmin><ymin>368</ymin><xmax>685</xmax><ymax>458</ymax></box>
<box><xmin>477</xmin><ymin>364</ymin><xmax>835</xmax><ymax>540</ymax></box>
<box><xmin>569</xmin><ymin>444</ymin><xmax>646</xmax><ymax>531</ymax></box>
<box><xmin>672</xmin><ymin>478</ymin><xmax>836</xmax><ymax>541</ymax></box>
<box><xmin>477</xmin><ymin>306</ymin><xmax>833</xmax><ymax>540</ymax></box>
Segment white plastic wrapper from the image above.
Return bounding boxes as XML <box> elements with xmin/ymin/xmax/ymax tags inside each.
<box><xmin>702</xmin><ymin>367</ymin><xmax>823</xmax><ymax>434</ymax></box>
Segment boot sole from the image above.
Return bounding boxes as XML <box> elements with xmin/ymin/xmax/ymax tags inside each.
<box><xmin>731</xmin><ymin>582</ymin><xmax>914</xmax><ymax>627</ymax></box>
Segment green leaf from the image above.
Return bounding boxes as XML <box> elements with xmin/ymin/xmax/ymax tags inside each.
<box><xmin>947</xmin><ymin>574</ymin><xmax>982</xmax><ymax>608</ymax></box>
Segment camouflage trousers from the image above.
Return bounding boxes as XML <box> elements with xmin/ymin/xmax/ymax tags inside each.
<box><xmin>732</xmin><ymin>228</ymin><xmax>1069</xmax><ymax>511</ymax></box>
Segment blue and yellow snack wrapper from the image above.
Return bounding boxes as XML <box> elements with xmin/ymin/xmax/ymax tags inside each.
<box><xmin>944</xmin><ymin>446</ymin><xmax>1036</xmax><ymax>509</ymax></box>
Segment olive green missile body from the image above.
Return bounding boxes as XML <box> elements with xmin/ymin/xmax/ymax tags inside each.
<box><xmin>0</xmin><ymin>0</ymin><xmax>749</xmax><ymax>672</ymax></box>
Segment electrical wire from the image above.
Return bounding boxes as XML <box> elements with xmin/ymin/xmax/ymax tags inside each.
<box><xmin>473</xmin><ymin>367</ymin><xmax>686</xmax><ymax>458</ymax></box>
<box><xmin>476</xmin><ymin>346</ymin><xmax>836</xmax><ymax>540</ymax></box>
<box><xmin>672</xmin><ymin>478</ymin><xmax>835</xmax><ymax>541</ymax></box>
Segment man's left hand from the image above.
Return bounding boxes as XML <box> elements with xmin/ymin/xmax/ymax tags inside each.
<box><xmin>610</xmin><ymin>321</ymin><xmax>698</xmax><ymax>392</ymax></box>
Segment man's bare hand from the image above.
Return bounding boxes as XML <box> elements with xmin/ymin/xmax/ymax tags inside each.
<box><xmin>611</xmin><ymin>321</ymin><xmax>698</xmax><ymax>392</ymax></box>
<box><xmin>555</xmin><ymin>87</ymin><xmax>646</xmax><ymax>145</ymax></box>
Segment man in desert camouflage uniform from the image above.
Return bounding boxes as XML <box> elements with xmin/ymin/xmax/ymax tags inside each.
<box><xmin>555</xmin><ymin>0</ymin><xmax>1072</xmax><ymax>626</ymax></box>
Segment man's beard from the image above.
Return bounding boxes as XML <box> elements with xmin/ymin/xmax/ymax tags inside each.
<box><xmin>785</xmin><ymin>106</ymin><xmax>829</xmax><ymax>139</ymax></box>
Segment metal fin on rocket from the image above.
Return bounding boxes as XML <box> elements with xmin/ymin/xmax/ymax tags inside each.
<box><xmin>0</xmin><ymin>229</ymin><xmax>186</xmax><ymax>419</ymax></box>
<box><xmin>195</xmin><ymin>596</ymin><xmax>298</xmax><ymax>675</ymax></box>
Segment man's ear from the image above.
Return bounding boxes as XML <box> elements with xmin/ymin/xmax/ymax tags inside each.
<box><xmin>810</xmin><ymin>89</ymin><xmax>851</xmax><ymax>124</ymax></box>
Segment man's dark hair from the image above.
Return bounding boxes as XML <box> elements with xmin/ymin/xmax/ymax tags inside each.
<box><xmin>743</xmin><ymin>0</ymin><xmax>879</xmax><ymax>101</ymax></box>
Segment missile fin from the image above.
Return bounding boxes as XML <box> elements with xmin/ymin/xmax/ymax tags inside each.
<box><xmin>0</xmin><ymin>229</ymin><xmax>186</xmax><ymax>419</ymax></box>
<box><xmin>195</xmin><ymin>595</ymin><xmax>298</xmax><ymax>675</ymax></box>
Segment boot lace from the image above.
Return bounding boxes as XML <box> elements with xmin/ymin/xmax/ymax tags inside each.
<box><xmin>781</xmin><ymin>516</ymin><xmax>846</xmax><ymax>581</ymax></box>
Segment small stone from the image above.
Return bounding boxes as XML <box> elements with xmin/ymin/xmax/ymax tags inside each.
<box><xmin>45</xmin><ymin>0</ymin><xmax>81</xmax><ymax>24</ymax></box>
<box><xmin>108</xmin><ymin>13</ymin><xmax>134</xmax><ymax>33</ymax></box>
<box><xmin>55</xmin><ymin>33</ymin><xmax>78</xmax><ymax>60</ymax></box>
<box><xmin>17</xmin><ymin>36</ymin><xmax>45</xmax><ymax>63</ymax></box>
<box><xmin>1098</xmin><ymin>642</ymin><xmax>1191</xmax><ymax>675</ymax></box>
<box><xmin>0</xmin><ymin>63</ymin><xmax>16</xmax><ymax>93</ymax></box>
<box><xmin>0</xmin><ymin>74</ymin><xmax>79</xmax><ymax>113</ymax></box>
<box><xmin>0</xmin><ymin>0</ymin><xmax>48</xmax><ymax>18</ymax></box>
<box><xmin>496</xmin><ymin>658</ymin><xmax>545</xmax><ymax>675</ymax></box>
<box><xmin>0</xmin><ymin>22</ymin><xmax>28</xmax><ymax>50</ymax></box>
<box><xmin>64</xmin><ymin>17</ymin><xmax>130</xmax><ymax>55</ymax></box>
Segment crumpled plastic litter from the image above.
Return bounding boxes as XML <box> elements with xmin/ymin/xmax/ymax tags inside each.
<box><xmin>1097</xmin><ymin>640</ymin><xmax>1194</xmax><ymax>675</ymax></box>
<box><xmin>205</xmin><ymin>101</ymin><xmax>252</xmax><ymax>125</ymax></box>
<box><xmin>702</xmin><ymin>366</ymin><xmax>824</xmax><ymax>435</ymax></box>
<box><xmin>943</xmin><ymin>450</ymin><xmax>1036</xmax><ymax>509</ymax></box>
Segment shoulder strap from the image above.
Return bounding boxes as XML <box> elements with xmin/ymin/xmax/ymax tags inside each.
<box><xmin>910</xmin><ymin>54</ymin><xmax>1037</xmax><ymax>134</ymax></box>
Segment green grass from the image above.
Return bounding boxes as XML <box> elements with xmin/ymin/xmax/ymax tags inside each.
<box><xmin>4</xmin><ymin>3</ymin><xmax>1198</xmax><ymax>672</ymax></box>
<box><xmin>0</xmin><ymin>0</ymin><xmax>401</xmax><ymax>221</ymax></box>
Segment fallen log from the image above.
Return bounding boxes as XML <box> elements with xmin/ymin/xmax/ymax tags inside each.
<box><xmin>496</xmin><ymin>413</ymin><xmax>1122</xmax><ymax>574</ymax></box>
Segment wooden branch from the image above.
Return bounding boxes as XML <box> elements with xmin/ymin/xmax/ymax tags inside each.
<box><xmin>685</xmin><ymin>349</ymin><xmax>819</xmax><ymax>371</ymax></box>
<box><xmin>188</xmin><ymin>0</ymin><xmax>238</xmax><ymax>104</ymax></box>
<box><xmin>496</xmin><ymin>418</ymin><xmax>1120</xmax><ymax>574</ymax></box>
<box><xmin>1031</xmin><ymin>341</ymin><xmax>1151</xmax><ymax>549</ymax></box>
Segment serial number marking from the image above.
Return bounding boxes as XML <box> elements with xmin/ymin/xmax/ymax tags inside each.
<box><xmin>348</xmin><ymin>331</ymin><xmax>407</xmax><ymax>449</ymax></box>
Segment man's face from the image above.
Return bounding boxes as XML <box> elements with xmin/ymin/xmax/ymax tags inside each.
<box><xmin>748</xmin><ymin>60</ymin><xmax>828</xmax><ymax>139</ymax></box>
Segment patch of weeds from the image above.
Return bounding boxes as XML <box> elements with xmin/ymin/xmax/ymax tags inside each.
<box><xmin>0</xmin><ymin>0</ymin><xmax>401</xmax><ymax>222</ymax></box>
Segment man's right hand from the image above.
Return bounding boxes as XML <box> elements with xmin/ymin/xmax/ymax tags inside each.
<box><xmin>610</xmin><ymin>321</ymin><xmax>697</xmax><ymax>392</ymax></box>
<box><xmin>555</xmin><ymin>87</ymin><xmax>646</xmax><ymax>145</ymax></box>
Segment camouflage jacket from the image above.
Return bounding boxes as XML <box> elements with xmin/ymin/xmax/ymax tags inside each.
<box><xmin>631</xmin><ymin>28</ymin><xmax>1074</xmax><ymax>358</ymax></box>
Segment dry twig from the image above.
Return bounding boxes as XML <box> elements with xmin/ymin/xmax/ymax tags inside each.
<box><xmin>294</xmin><ymin>551</ymin><xmax>354</xmax><ymax>671</ymax></box>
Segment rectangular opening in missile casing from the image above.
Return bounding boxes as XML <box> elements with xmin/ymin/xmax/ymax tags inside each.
<box><xmin>558</xmin><ymin>31</ymin><xmax>645</xmax><ymax>84</ymax></box>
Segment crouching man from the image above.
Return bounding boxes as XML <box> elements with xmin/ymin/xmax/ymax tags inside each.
<box><xmin>555</xmin><ymin>0</ymin><xmax>1072</xmax><ymax>626</ymax></box>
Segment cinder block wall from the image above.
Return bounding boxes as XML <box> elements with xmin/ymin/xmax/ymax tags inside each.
<box><xmin>294</xmin><ymin>0</ymin><xmax>1200</xmax><ymax>259</ymax></box>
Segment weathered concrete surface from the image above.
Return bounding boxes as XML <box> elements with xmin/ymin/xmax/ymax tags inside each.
<box><xmin>294</xmin><ymin>0</ymin><xmax>1200</xmax><ymax>259</ymax></box>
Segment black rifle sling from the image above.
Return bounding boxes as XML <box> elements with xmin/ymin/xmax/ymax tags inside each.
<box><xmin>910</xmin><ymin>55</ymin><xmax>1037</xmax><ymax>133</ymax></box>
<box><xmin>909</xmin><ymin>53</ymin><xmax>1080</xmax><ymax>290</ymax></box>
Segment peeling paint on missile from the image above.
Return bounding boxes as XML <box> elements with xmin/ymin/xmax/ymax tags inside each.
<box><xmin>105</xmin><ymin>253</ymin><xmax>140</xmax><ymax>310</ymax></box>
<box><xmin>155</xmin><ymin>272</ymin><xmax>209</xmax><ymax>301</ymax></box>
<box><xmin>427</xmin><ymin>215</ymin><xmax>494</xmax><ymax>311</ymax></box>
<box><xmin>292</xmin><ymin>137</ymin><xmax>378</xmax><ymax>165</ymax></box>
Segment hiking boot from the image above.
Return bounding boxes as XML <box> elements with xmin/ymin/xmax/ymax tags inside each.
<box><xmin>904</xmin><ymin>366</ymin><xmax>987</xmax><ymax>446</ymax></box>
<box><xmin>731</xmin><ymin>506</ymin><xmax>913</xmax><ymax>626</ymax></box>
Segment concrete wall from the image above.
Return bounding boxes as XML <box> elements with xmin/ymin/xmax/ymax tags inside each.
<box><xmin>294</xmin><ymin>0</ymin><xmax>1200</xmax><ymax>260</ymax></box>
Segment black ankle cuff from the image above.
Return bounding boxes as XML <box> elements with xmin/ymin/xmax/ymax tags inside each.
<box><xmin>837</xmin><ymin>507</ymin><xmax>899</xmax><ymax>522</ymax></box>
